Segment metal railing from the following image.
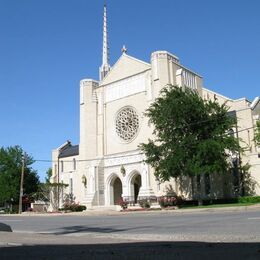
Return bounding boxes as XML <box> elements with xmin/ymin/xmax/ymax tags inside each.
<box><xmin>123</xmin><ymin>196</ymin><xmax>158</xmax><ymax>206</ymax></box>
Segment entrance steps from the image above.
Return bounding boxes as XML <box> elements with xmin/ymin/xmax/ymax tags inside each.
<box><xmin>86</xmin><ymin>205</ymin><xmax>121</xmax><ymax>211</ymax></box>
<box><xmin>128</xmin><ymin>205</ymin><xmax>142</xmax><ymax>210</ymax></box>
<box><xmin>83</xmin><ymin>192</ymin><xmax>96</xmax><ymax>207</ymax></box>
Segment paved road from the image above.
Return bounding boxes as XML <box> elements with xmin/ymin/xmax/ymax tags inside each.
<box><xmin>1</xmin><ymin>208</ymin><xmax>260</xmax><ymax>242</ymax></box>
<box><xmin>1</xmin><ymin>208</ymin><xmax>260</xmax><ymax>259</ymax></box>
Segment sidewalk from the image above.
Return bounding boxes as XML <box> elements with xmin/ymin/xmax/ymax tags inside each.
<box><xmin>0</xmin><ymin>231</ymin><xmax>134</xmax><ymax>245</ymax></box>
<box><xmin>0</xmin><ymin>203</ymin><xmax>260</xmax><ymax>218</ymax></box>
<box><xmin>1</xmin><ymin>204</ymin><xmax>260</xmax><ymax>259</ymax></box>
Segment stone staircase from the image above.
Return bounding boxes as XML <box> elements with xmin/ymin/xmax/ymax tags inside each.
<box><xmin>83</xmin><ymin>192</ymin><xmax>96</xmax><ymax>207</ymax></box>
<box><xmin>87</xmin><ymin>205</ymin><xmax>121</xmax><ymax>211</ymax></box>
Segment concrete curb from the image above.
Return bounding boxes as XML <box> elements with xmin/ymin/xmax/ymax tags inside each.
<box><xmin>175</xmin><ymin>204</ymin><xmax>260</xmax><ymax>214</ymax></box>
<box><xmin>0</xmin><ymin>203</ymin><xmax>260</xmax><ymax>217</ymax></box>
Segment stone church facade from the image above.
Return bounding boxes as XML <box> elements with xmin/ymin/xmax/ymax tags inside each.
<box><xmin>51</xmin><ymin>4</ymin><xmax>260</xmax><ymax>208</ymax></box>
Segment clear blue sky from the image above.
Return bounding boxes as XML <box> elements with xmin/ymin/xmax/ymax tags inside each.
<box><xmin>0</xmin><ymin>0</ymin><xmax>259</xmax><ymax>181</ymax></box>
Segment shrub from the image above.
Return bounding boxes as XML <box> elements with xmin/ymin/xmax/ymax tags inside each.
<box><xmin>237</xmin><ymin>196</ymin><xmax>260</xmax><ymax>204</ymax></box>
<box><xmin>117</xmin><ymin>197</ymin><xmax>128</xmax><ymax>210</ymax></box>
<box><xmin>74</xmin><ymin>205</ymin><xmax>87</xmax><ymax>212</ymax></box>
<box><xmin>158</xmin><ymin>196</ymin><xmax>183</xmax><ymax>208</ymax></box>
<box><xmin>139</xmin><ymin>199</ymin><xmax>151</xmax><ymax>209</ymax></box>
<box><xmin>62</xmin><ymin>202</ymin><xmax>86</xmax><ymax>212</ymax></box>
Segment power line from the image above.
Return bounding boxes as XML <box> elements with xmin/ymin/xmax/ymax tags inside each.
<box><xmin>231</xmin><ymin>106</ymin><xmax>254</xmax><ymax>113</ymax></box>
<box><xmin>35</xmin><ymin>129</ymin><xmax>259</xmax><ymax>164</ymax></box>
<box><xmin>29</xmin><ymin>98</ymin><xmax>258</xmax><ymax>165</ymax></box>
<box><xmin>33</xmin><ymin>122</ymin><xmax>258</xmax><ymax>164</ymax></box>
<box><xmin>150</xmin><ymin>106</ymin><xmax>255</xmax><ymax>133</ymax></box>
<box><xmin>236</xmin><ymin>126</ymin><xmax>255</xmax><ymax>134</ymax></box>
<box><xmin>35</xmin><ymin>152</ymin><xmax>145</xmax><ymax>163</ymax></box>
<box><xmin>34</xmin><ymin>125</ymin><xmax>258</xmax><ymax>164</ymax></box>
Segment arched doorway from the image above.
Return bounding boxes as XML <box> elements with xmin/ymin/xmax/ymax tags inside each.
<box><xmin>130</xmin><ymin>173</ymin><xmax>142</xmax><ymax>203</ymax></box>
<box><xmin>107</xmin><ymin>174</ymin><xmax>123</xmax><ymax>205</ymax></box>
<box><xmin>113</xmin><ymin>177</ymin><xmax>123</xmax><ymax>205</ymax></box>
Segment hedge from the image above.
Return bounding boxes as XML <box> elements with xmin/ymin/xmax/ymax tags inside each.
<box><xmin>237</xmin><ymin>196</ymin><xmax>260</xmax><ymax>204</ymax></box>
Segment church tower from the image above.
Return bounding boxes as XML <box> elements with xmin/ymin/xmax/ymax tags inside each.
<box><xmin>99</xmin><ymin>2</ymin><xmax>110</xmax><ymax>80</ymax></box>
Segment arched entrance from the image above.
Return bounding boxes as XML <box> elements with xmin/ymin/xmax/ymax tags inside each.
<box><xmin>130</xmin><ymin>173</ymin><xmax>142</xmax><ymax>203</ymax></box>
<box><xmin>107</xmin><ymin>174</ymin><xmax>123</xmax><ymax>205</ymax></box>
<box><xmin>113</xmin><ymin>177</ymin><xmax>123</xmax><ymax>205</ymax></box>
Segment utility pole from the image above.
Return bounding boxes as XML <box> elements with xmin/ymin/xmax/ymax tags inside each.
<box><xmin>18</xmin><ymin>153</ymin><xmax>26</xmax><ymax>214</ymax></box>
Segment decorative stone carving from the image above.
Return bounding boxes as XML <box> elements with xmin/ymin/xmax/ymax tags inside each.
<box><xmin>115</xmin><ymin>107</ymin><xmax>139</xmax><ymax>142</ymax></box>
<box><xmin>104</xmin><ymin>152</ymin><xmax>144</xmax><ymax>167</ymax></box>
<box><xmin>81</xmin><ymin>175</ymin><xmax>87</xmax><ymax>187</ymax></box>
<box><xmin>105</xmin><ymin>73</ymin><xmax>146</xmax><ymax>103</ymax></box>
<box><xmin>176</xmin><ymin>68</ymin><xmax>197</xmax><ymax>90</ymax></box>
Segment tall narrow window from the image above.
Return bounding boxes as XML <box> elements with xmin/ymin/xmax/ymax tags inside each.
<box><xmin>61</xmin><ymin>161</ymin><xmax>64</xmax><ymax>172</ymax></box>
<box><xmin>61</xmin><ymin>180</ymin><xmax>64</xmax><ymax>202</ymax></box>
<box><xmin>196</xmin><ymin>175</ymin><xmax>201</xmax><ymax>193</ymax></box>
<box><xmin>73</xmin><ymin>158</ymin><xmax>76</xmax><ymax>171</ymax></box>
<box><xmin>232</xmin><ymin>158</ymin><xmax>240</xmax><ymax>194</ymax></box>
<box><xmin>70</xmin><ymin>178</ymin><xmax>73</xmax><ymax>195</ymax></box>
<box><xmin>204</xmin><ymin>174</ymin><xmax>211</xmax><ymax>196</ymax></box>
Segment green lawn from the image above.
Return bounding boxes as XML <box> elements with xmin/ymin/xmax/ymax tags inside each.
<box><xmin>181</xmin><ymin>202</ymin><xmax>260</xmax><ymax>209</ymax></box>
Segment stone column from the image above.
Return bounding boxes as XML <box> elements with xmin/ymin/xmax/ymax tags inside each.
<box><xmin>138</xmin><ymin>162</ymin><xmax>155</xmax><ymax>197</ymax></box>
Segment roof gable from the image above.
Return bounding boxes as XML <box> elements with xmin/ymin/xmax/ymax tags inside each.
<box><xmin>101</xmin><ymin>53</ymin><xmax>151</xmax><ymax>85</ymax></box>
<box><xmin>251</xmin><ymin>97</ymin><xmax>260</xmax><ymax>116</ymax></box>
<box><xmin>251</xmin><ymin>97</ymin><xmax>260</xmax><ymax>110</ymax></box>
<box><xmin>59</xmin><ymin>145</ymin><xmax>79</xmax><ymax>158</ymax></box>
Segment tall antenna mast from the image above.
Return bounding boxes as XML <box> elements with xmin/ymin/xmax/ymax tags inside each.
<box><xmin>99</xmin><ymin>1</ymin><xmax>110</xmax><ymax>81</ymax></box>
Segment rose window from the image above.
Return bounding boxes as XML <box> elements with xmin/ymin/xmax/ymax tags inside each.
<box><xmin>115</xmin><ymin>107</ymin><xmax>139</xmax><ymax>141</ymax></box>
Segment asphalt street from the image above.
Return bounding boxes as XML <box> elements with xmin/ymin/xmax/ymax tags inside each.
<box><xmin>1</xmin><ymin>207</ymin><xmax>260</xmax><ymax>242</ymax></box>
<box><xmin>0</xmin><ymin>208</ymin><xmax>260</xmax><ymax>259</ymax></box>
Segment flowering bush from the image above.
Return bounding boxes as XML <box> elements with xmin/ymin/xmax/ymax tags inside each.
<box><xmin>62</xmin><ymin>202</ymin><xmax>86</xmax><ymax>212</ymax></box>
<box><xmin>117</xmin><ymin>197</ymin><xmax>128</xmax><ymax>210</ymax></box>
<box><xmin>158</xmin><ymin>196</ymin><xmax>183</xmax><ymax>208</ymax></box>
<box><xmin>139</xmin><ymin>199</ymin><xmax>151</xmax><ymax>208</ymax></box>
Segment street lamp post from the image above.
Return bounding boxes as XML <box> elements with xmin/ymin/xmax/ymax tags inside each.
<box><xmin>18</xmin><ymin>153</ymin><xmax>26</xmax><ymax>214</ymax></box>
<box><xmin>10</xmin><ymin>198</ymin><xmax>13</xmax><ymax>213</ymax></box>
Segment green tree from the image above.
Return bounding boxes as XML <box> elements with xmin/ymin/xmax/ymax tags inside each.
<box><xmin>255</xmin><ymin>120</ymin><xmax>260</xmax><ymax>146</ymax></box>
<box><xmin>45</xmin><ymin>168</ymin><xmax>52</xmax><ymax>184</ymax></box>
<box><xmin>241</xmin><ymin>163</ymin><xmax>257</xmax><ymax>196</ymax></box>
<box><xmin>0</xmin><ymin>146</ymin><xmax>40</xmax><ymax>204</ymax></box>
<box><xmin>140</xmin><ymin>85</ymin><xmax>241</xmax><ymax>196</ymax></box>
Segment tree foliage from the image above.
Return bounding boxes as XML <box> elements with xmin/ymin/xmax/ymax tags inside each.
<box><xmin>255</xmin><ymin>120</ymin><xmax>260</xmax><ymax>146</ymax></box>
<box><xmin>140</xmin><ymin>85</ymin><xmax>241</xmax><ymax>183</ymax></box>
<box><xmin>241</xmin><ymin>163</ymin><xmax>258</xmax><ymax>196</ymax></box>
<box><xmin>45</xmin><ymin>167</ymin><xmax>52</xmax><ymax>184</ymax></box>
<box><xmin>0</xmin><ymin>146</ymin><xmax>40</xmax><ymax>204</ymax></box>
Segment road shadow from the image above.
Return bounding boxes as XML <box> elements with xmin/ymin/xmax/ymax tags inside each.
<box><xmin>0</xmin><ymin>223</ymin><xmax>12</xmax><ymax>232</ymax></box>
<box><xmin>0</xmin><ymin>241</ymin><xmax>260</xmax><ymax>259</ymax></box>
<box><xmin>47</xmin><ymin>225</ymin><xmax>152</xmax><ymax>235</ymax></box>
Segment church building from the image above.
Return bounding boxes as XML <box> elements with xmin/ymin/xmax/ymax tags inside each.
<box><xmin>52</xmin><ymin>4</ymin><xmax>260</xmax><ymax>208</ymax></box>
